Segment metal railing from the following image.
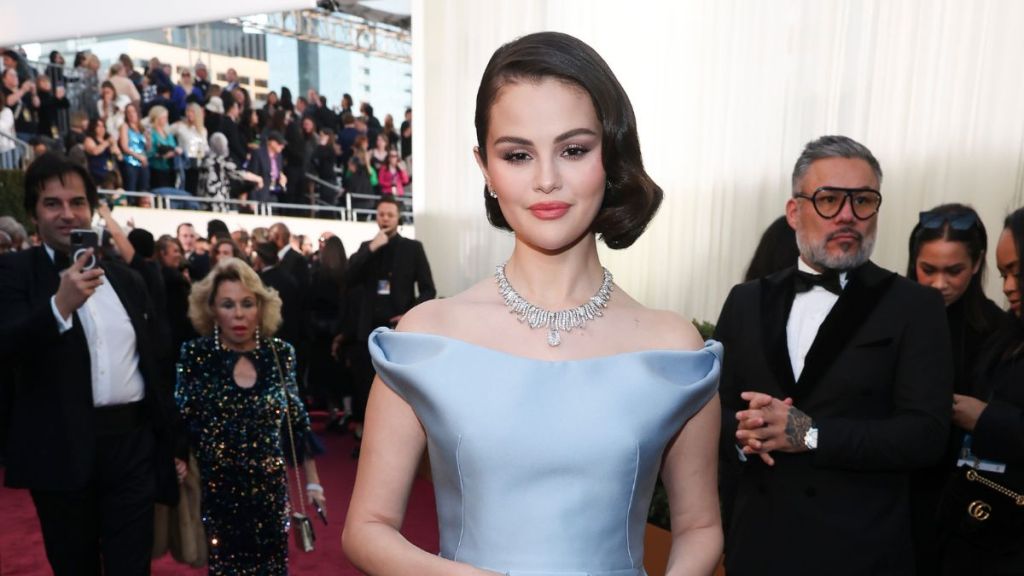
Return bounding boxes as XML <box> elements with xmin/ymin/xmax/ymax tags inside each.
<box><xmin>96</xmin><ymin>179</ymin><xmax>414</xmax><ymax>222</ymax></box>
<box><xmin>0</xmin><ymin>132</ymin><xmax>33</xmax><ymax>170</ymax></box>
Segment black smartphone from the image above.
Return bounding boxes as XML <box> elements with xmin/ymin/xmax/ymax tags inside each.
<box><xmin>314</xmin><ymin>501</ymin><xmax>327</xmax><ymax>525</ymax></box>
<box><xmin>69</xmin><ymin>229</ymin><xmax>99</xmax><ymax>270</ymax></box>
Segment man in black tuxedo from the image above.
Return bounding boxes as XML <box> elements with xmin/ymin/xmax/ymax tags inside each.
<box><xmin>269</xmin><ymin>222</ymin><xmax>310</xmax><ymax>289</ymax></box>
<box><xmin>176</xmin><ymin>222</ymin><xmax>209</xmax><ymax>282</ymax></box>
<box><xmin>715</xmin><ymin>135</ymin><xmax>953</xmax><ymax>576</ymax></box>
<box><xmin>0</xmin><ymin>154</ymin><xmax>179</xmax><ymax>574</ymax></box>
<box><xmin>252</xmin><ymin>241</ymin><xmax>303</xmax><ymax>350</ymax></box>
<box><xmin>345</xmin><ymin>196</ymin><xmax>435</xmax><ymax>448</ymax></box>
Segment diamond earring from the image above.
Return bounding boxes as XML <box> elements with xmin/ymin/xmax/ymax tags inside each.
<box><xmin>487</xmin><ymin>184</ymin><xmax>497</xmax><ymax>199</ymax></box>
<box><xmin>255</xmin><ymin>326</ymin><xmax>261</xmax><ymax>344</ymax></box>
<box><xmin>214</xmin><ymin>324</ymin><xmax>220</xmax><ymax>345</ymax></box>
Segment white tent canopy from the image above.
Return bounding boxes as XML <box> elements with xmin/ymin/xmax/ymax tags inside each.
<box><xmin>0</xmin><ymin>0</ymin><xmax>316</xmax><ymax>46</ymax></box>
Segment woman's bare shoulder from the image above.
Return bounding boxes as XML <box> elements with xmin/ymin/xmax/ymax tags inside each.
<box><xmin>608</xmin><ymin>288</ymin><xmax>704</xmax><ymax>352</ymax></box>
<box><xmin>396</xmin><ymin>278</ymin><xmax>502</xmax><ymax>335</ymax></box>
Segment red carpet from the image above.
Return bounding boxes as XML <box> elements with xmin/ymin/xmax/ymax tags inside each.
<box><xmin>0</xmin><ymin>413</ymin><xmax>440</xmax><ymax>575</ymax></box>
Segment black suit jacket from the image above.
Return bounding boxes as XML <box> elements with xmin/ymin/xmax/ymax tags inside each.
<box><xmin>715</xmin><ymin>261</ymin><xmax>952</xmax><ymax>576</ymax></box>
<box><xmin>246</xmin><ymin>146</ymin><xmax>285</xmax><ymax>203</ymax></box>
<box><xmin>260</xmin><ymin>266</ymin><xmax>304</xmax><ymax>348</ymax></box>
<box><xmin>278</xmin><ymin>247</ymin><xmax>310</xmax><ymax>290</ymax></box>
<box><xmin>216</xmin><ymin>116</ymin><xmax>247</xmax><ymax>165</ymax></box>
<box><xmin>0</xmin><ymin>247</ymin><xmax>178</xmax><ymax>503</ymax></box>
<box><xmin>348</xmin><ymin>234</ymin><xmax>435</xmax><ymax>340</ymax></box>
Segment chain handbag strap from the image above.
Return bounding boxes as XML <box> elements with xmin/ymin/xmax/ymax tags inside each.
<box><xmin>966</xmin><ymin>469</ymin><xmax>1024</xmax><ymax>506</ymax></box>
<box><xmin>269</xmin><ymin>339</ymin><xmax>308</xmax><ymax>519</ymax></box>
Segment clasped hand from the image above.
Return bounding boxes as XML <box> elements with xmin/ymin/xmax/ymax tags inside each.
<box><xmin>735</xmin><ymin>391</ymin><xmax>811</xmax><ymax>466</ymax></box>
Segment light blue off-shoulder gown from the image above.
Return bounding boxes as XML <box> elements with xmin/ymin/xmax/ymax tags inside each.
<box><xmin>368</xmin><ymin>327</ymin><xmax>722</xmax><ymax>576</ymax></box>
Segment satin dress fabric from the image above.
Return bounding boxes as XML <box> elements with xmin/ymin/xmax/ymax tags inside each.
<box><xmin>369</xmin><ymin>327</ymin><xmax>722</xmax><ymax>576</ymax></box>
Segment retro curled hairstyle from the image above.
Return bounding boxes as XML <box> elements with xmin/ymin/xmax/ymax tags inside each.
<box><xmin>474</xmin><ymin>32</ymin><xmax>662</xmax><ymax>249</ymax></box>
<box><xmin>187</xmin><ymin>257</ymin><xmax>282</xmax><ymax>338</ymax></box>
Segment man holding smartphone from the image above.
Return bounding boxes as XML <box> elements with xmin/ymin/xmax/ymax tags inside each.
<box><xmin>0</xmin><ymin>154</ymin><xmax>179</xmax><ymax>574</ymax></box>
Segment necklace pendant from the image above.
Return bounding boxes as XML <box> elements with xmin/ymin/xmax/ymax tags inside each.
<box><xmin>547</xmin><ymin>328</ymin><xmax>561</xmax><ymax>347</ymax></box>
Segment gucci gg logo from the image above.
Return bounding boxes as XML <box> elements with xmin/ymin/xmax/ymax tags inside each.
<box><xmin>968</xmin><ymin>500</ymin><xmax>992</xmax><ymax>521</ymax></box>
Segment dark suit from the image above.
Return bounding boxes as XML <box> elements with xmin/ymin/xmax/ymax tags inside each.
<box><xmin>278</xmin><ymin>246</ymin><xmax>310</xmax><ymax>289</ymax></box>
<box><xmin>347</xmin><ymin>234</ymin><xmax>435</xmax><ymax>419</ymax></box>
<box><xmin>715</xmin><ymin>261</ymin><xmax>952</xmax><ymax>576</ymax></box>
<box><xmin>348</xmin><ymin>234</ymin><xmax>435</xmax><ymax>339</ymax></box>
<box><xmin>216</xmin><ymin>115</ymin><xmax>247</xmax><ymax>165</ymax></box>
<box><xmin>0</xmin><ymin>247</ymin><xmax>178</xmax><ymax>574</ymax></box>
<box><xmin>245</xmin><ymin>145</ymin><xmax>285</xmax><ymax>203</ymax></box>
<box><xmin>260</xmin><ymin>266</ymin><xmax>303</xmax><ymax>351</ymax></box>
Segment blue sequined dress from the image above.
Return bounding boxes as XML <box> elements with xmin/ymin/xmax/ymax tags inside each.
<box><xmin>368</xmin><ymin>328</ymin><xmax>722</xmax><ymax>575</ymax></box>
<box><xmin>176</xmin><ymin>336</ymin><xmax>311</xmax><ymax>575</ymax></box>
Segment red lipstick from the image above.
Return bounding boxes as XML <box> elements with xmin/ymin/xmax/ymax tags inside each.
<box><xmin>529</xmin><ymin>201</ymin><xmax>570</xmax><ymax>220</ymax></box>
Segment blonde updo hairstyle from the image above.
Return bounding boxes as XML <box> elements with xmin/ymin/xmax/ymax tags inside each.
<box><xmin>188</xmin><ymin>257</ymin><xmax>283</xmax><ymax>337</ymax></box>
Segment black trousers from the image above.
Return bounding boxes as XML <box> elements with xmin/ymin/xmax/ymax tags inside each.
<box><xmin>30</xmin><ymin>424</ymin><xmax>156</xmax><ymax>576</ymax></box>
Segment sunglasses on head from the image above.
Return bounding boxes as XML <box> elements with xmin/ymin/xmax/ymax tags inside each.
<box><xmin>918</xmin><ymin>211</ymin><xmax>979</xmax><ymax>231</ymax></box>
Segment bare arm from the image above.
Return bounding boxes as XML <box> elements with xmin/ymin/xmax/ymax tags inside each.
<box><xmin>97</xmin><ymin>203</ymin><xmax>134</xmax><ymax>263</ymax></box>
<box><xmin>663</xmin><ymin>394</ymin><xmax>724</xmax><ymax>576</ymax></box>
<box><xmin>342</xmin><ymin>377</ymin><xmax>499</xmax><ymax>576</ymax></box>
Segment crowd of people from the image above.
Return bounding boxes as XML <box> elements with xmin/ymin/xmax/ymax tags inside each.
<box><xmin>0</xmin><ymin>47</ymin><xmax>413</xmax><ymax>214</ymax></box>
<box><xmin>0</xmin><ymin>152</ymin><xmax>434</xmax><ymax>573</ymax></box>
<box><xmin>0</xmin><ymin>31</ymin><xmax>1022</xmax><ymax>576</ymax></box>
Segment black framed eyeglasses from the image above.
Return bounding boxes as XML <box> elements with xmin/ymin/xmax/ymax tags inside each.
<box><xmin>793</xmin><ymin>186</ymin><xmax>882</xmax><ymax>220</ymax></box>
<box><xmin>919</xmin><ymin>210</ymin><xmax>978</xmax><ymax>231</ymax></box>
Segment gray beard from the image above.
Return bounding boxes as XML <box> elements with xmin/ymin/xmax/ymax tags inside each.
<box><xmin>795</xmin><ymin>226</ymin><xmax>876</xmax><ymax>272</ymax></box>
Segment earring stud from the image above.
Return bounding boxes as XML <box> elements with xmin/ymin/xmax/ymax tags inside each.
<box><xmin>487</xmin><ymin>184</ymin><xmax>497</xmax><ymax>199</ymax></box>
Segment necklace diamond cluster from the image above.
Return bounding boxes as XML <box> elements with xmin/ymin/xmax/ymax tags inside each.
<box><xmin>495</xmin><ymin>262</ymin><xmax>614</xmax><ymax>347</ymax></box>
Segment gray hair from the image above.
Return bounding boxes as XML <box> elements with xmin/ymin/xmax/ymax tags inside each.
<box><xmin>0</xmin><ymin>215</ymin><xmax>27</xmax><ymax>247</ymax></box>
<box><xmin>791</xmin><ymin>135</ymin><xmax>883</xmax><ymax>195</ymax></box>
<box><xmin>209</xmin><ymin>132</ymin><xmax>229</xmax><ymax>157</ymax></box>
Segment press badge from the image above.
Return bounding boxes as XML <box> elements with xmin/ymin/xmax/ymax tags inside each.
<box><xmin>377</xmin><ymin>279</ymin><xmax>391</xmax><ymax>295</ymax></box>
<box><xmin>957</xmin><ymin>434</ymin><xmax>1007</xmax><ymax>474</ymax></box>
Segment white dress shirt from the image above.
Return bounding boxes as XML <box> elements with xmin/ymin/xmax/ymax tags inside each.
<box><xmin>786</xmin><ymin>258</ymin><xmax>849</xmax><ymax>381</ymax></box>
<box><xmin>47</xmin><ymin>245</ymin><xmax>146</xmax><ymax>407</ymax></box>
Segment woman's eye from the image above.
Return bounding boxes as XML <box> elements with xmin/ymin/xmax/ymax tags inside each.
<box><xmin>501</xmin><ymin>151</ymin><xmax>531</xmax><ymax>164</ymax></box>
<box><xmin>562</xmin><ymin>145</ymin><xmax>589</xmax><ymax>158</ymax></box>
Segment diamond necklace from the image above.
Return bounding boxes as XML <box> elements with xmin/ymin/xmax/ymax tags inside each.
<box><xmin>495</xmin><ymin>262</ymin><xmax>614</xmax><ymax>347</ymax></box>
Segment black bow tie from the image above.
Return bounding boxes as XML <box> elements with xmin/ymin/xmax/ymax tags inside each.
<box><xmin>794</xmin><ymin>270</ymin><xmax>843</xmax><ymax>295</ymax></box>
<box><xmin>53</xmin><ymin>250</ymin><xmax>72</xmax><ymax>272</ymax></box>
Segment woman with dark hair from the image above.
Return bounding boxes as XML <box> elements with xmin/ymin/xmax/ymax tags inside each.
<box><xmin>343</xmin><ymin>32</ymin><xmax>722</xmax><ymax>575</ymax></box>
<box><xmin>907</xmin><ymin>204</ymin><xmax>1005</xmax><ymax>395</ymax></box>
<box><xmin>744</xmin><ymin>215</ymin><xmax>800</xmax><ymax>281</ymax></box>
<box><xmin>211</xmin><ymin>238</ymin><xmax>246</xmax><ymax>267</ymax></box>
<box><xmin>308</xmin><ymin>235</ymin><xmax>352</xmax><ymax>429</ymax></box>
<box><xmin>83</xmin><ymin>117</ymin><xmax>123</xmax><ymax>189</ymax></box>
<box><xmin>905</xmin><ymin>203</ymin><xmax>1007</xmax><ymax>575</ymax></box>
<box><xmin>938</xmin><ymin>207</ymin><xmax>1024</xmax><ymax>574</ymax></box>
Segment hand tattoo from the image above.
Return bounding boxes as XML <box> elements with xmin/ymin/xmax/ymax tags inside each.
<box><xmin>783</xmin><ymin>406</ymin><xmax>813</xmax><ymax>450</ymax></box>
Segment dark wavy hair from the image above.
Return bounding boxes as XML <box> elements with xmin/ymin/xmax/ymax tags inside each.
<box><xmin>1000</xmin><ymin>208</ymin><xmax>1024</xmax><ymax>359</ymax></box>
<box><xmin>474</xmin><ymin>31</ymin><xmax>662</xmax><ymax>249</ymax></box>
<box><xmin>906</xmin><ymin>203</ymin><xmax>995</xmax><ymax>334</ymax></box>
<box><xmin>745</xmin><ymin>215</ymin><xmax>799</xmax><ymax>281</ymax></box>
<box><xmin>23</xmin><ymin>153</ymin><xmax>99</xmax><ymax>217</ymax></box>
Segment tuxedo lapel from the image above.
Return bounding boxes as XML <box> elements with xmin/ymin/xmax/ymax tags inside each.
<box><xmin>794</xmin><ymin>261</ymin><xmax>897</xmax><ymax>396</ymax></box>
<box><xmin>760</xmin><ymin>267</ymin><xmax>798</xmax><ymax>396</ymax></box>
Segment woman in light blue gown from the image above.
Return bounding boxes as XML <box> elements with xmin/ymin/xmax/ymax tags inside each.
<box><xmin>343</xmin><ymin>32</ymin><xmax>723</xmax><ymax>576</ymax></box>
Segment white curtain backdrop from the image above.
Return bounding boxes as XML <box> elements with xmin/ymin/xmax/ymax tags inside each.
<box><xmin>414</xmin><ymin>0</ymin><xmax>1024</xmax><ymax>323</ymax></box>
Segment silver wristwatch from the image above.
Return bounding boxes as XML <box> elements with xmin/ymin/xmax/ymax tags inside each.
<box><xmin>803</xmin><ymin>425</ymin><xmax>819</xmax><ymax>450</ymax></box>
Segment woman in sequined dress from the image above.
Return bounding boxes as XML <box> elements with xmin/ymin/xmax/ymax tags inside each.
<box><xmin>176</xmin><ymin>258</ymin><xmax>326</xmax><ymax>575</ymax></box>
